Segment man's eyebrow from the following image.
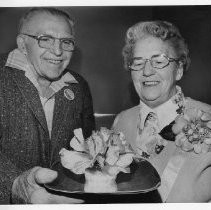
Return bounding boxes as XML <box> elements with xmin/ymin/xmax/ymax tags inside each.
<box><xmin>133</xmin><ymin>57</ymin><xmax>144</xmax><ymax>60</ymax></box>
<box><xmin>38</xmin><ymin>33</ymin><xmax>74</xmax><ymax>39</ymax></box>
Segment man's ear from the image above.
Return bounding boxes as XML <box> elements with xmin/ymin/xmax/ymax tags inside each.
<box><xmin>17</xmin><ymin>35</ymin><xmax>27</xmax><ymax>55</ymax></box>
<box><xmin>176</xmin><ymin>62</ymin><xmax>184</xmax><ymax>81</ymax></box>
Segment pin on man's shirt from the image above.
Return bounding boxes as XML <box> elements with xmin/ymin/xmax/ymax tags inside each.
<box><xmin>64</xmin><ymin>88</ymin><xmax>75</xmax><ymax>101</ymax></box>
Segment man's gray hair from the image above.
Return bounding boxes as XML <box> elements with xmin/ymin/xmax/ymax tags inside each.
<box><xmin>18</xmin><ymin>7</ymin><xmax>75</xmax><ymax>35</ymax></box>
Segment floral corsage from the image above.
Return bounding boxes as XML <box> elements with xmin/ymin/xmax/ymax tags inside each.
<box><xmin>172</xmin><ymin>108</ymin><xmax>211</xmax><ymax>153</ymax></box>
<box><xmin>59</xmin><ymin>127</ymin><xmax>136</xmax><ymax>176</ymax></box>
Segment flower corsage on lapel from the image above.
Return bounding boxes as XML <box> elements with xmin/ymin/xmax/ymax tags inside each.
<box><xmin>171</xmin><ymin>108</ymin><xmax>211</xmax><ymax>153</ymax></box>
<box><xmin>139</xmin><ymin>86</ymin><xmax>211</xmax><ymax>157</ymax></box>
<box><xmin>59</xmin><ymin>127</ymin><xmax>137</xmax><ymax>192</ymax></box>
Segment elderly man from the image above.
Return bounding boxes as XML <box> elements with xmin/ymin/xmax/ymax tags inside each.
<box><xmin>0</xmin><ymin>7</ymin><xmax>95</xmax><ymax>204</ymax></box>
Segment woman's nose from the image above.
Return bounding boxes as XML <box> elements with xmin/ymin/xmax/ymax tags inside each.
<box><xmin>143</xmin><ymin>60</ymin><xmax>156</xmax><ymax>76</ymax></box>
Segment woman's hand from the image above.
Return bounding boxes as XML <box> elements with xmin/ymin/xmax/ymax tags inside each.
<box><xmin>12</xmin><ymin>167</ymin><xmax>84</xmax><ymax>204</ymax></box>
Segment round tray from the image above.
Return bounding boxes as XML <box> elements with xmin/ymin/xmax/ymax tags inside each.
<box><xmin>45</xmin><ymin>159</ymin><xmax>160</xmax><ymax>195</ymax></box>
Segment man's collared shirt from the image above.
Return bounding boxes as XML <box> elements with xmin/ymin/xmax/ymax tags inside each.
<box><xmin>6</xmin><ymin>48</ymin><xmax>78</xmax><ymax>137</ymax></box>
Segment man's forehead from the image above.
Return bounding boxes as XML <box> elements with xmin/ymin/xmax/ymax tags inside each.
<box><xmin>22</xmin><ymin>12</ymin><xmax>73</xmax><ymax>35</ymax></box>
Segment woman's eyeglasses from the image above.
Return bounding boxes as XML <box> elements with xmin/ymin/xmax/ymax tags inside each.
<box><xmin>129</xmin><ymin>54</ymin><xmax>180</xmax><ymax>71</ymax></box>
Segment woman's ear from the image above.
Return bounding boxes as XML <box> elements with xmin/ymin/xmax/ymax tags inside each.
<box><xmin>176</xmin><ymin>62</ymin><xmax>184</xmax><ymax>81</ymax></box>
<box><xmin>16</xmin><ymin>35</ymin><xmax>27</xmax><ymax>55</ymax></box>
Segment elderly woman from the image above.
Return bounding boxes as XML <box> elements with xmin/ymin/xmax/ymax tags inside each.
<box><xmin>113</xmin><ymin>21</ymin><xmax>211</xmax><ymax>202</ymax></box>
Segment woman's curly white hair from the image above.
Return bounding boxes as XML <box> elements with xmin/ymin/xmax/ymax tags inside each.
<box><xmin>122</xmin><ymin>20</ymin><xmax>190</xmax><ymax>72</ymax></box>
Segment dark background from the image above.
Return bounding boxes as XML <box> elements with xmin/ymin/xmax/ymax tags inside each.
<box><xmin>1</xmin><ymin>6</ymin><xmax>211</xmax><ymax>128</ymax></box>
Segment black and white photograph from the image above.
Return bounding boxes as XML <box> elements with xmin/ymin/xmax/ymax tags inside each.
<box><xmin>0</xmin><ymin>1</ymin><xmax>211</xmax><ymax>207</ymax></box>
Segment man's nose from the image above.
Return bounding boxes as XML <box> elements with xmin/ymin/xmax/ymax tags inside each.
<box><xmin>143</xmin><ymin>60</ymin><xmax>156</xmax><ymax>76</ymax></box>
<box><xmin>51</xmin><ymin>39</ymin><xmax>63</xmax><ymax>56</ymax></box>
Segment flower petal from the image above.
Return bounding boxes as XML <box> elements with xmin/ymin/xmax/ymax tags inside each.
<box><xmin>206</xmin><ymin>121</ymin><xmax>211</xmax><ymax>129</ymax></box>
<box><xmin>175</xmin><ymin>134</ymin><xmax>187</xmax><ymax>147</ymax></box>
<box><xmin>196</xmin><ymin>109</ymin><xmax>203</xmax><ymax>118</ymax></box>
<box><xmin>175</xmin><ymin>137</ymin><xmax>182</xmax><ymax>147</ymax></box>
<box><xmin>105</xmin><ymin>146</ymin><xmax>119</xmax><ymax>165</ymax></box>
<box><xmin>193</xmin><ymin>143</ymin><xmax>202</xmax><ymax>154</ymax></box>
<box><xmin>96</xmin><ymin>155</ymin><xmax>105</xmax><ymax>168</ymax></box>
<box><xmin>201</xmin><ymin>142</ymin><xmax>210</xmax><ymax>153</ymax></box>
<box><xmin>106</xmin><ymin>165</ymin><xmax>130</xmax><ymax>176</ymax></box>
<box><xmin>116</xmin><ymin>153</ymin><xmax>134</xmax><ymax>167</ymax></box>
<box><xmin>74</xmin><ymin>128</ymin><xmax>84</xmax><ymax>143</ymax></box>
<box><xmin>73</xmin><ymin>159</ymin><xmax>93</xmax><ymax>174</ymax></box>
<box><xmin>86</xmin><ymin>137</ymin><xmax>96</xmax><ymax>158</ymax></box>
<box><xmin>60</xmin><ymin>148</ymin><xmax>91</xmax><ymax>174</ymax></box>
<box><xmin>181</xmin><ymin>140</ymin><xmax>193</xmax><ymax>152</ymax></box>
<box><xmin>70</xmin><ymin>136</ymin><xmax>85</xmax><ymax>152</ymax></box>
<box><xmin>201</xmin><ymin>112</ymin><xmax>211</xmax><ymax>121</ymax></box>
<box><xmin>92</xmin><ymin>133</ymin><xmax>105</xmax><ymax>154</ymax></box>
<box><xmin>172</xmin><ymin>118</ymin><xmax>188</xmax><ymax>134</ymax></box>
<box><xmin>204</xmin><ymin>138</ymin><xmax>211</xmax><ymax>145</ymax></box>
<box><xmin>99</xmin><ymin>127</ymin><xmax>112</xmax><ymax>142</ymax></box>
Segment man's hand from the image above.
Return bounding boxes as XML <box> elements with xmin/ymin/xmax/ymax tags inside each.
<box><xmin>12</xmin><ymin>167</ymin><xmax>84</xmax><ymax>204</ymax></box>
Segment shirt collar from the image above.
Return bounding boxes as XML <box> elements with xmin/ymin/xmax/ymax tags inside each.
<box><xmin>5</xmin><ymin>48</ymin><xmax>78</xmax><ymax>98</ymax></box>
<box><xmin>6</xmin><ymin>48</ymin><xmax>30</xmax><ymax>72</ymax></box>
<box><xmin>154</xmin><ymin>98</ymin><xmax>179</xmax><ymax>129</ymax></box>
<box><xmin>139</xmin><ymin>88</ymin><xmax>183</xmax><ymax>130</ymax></box>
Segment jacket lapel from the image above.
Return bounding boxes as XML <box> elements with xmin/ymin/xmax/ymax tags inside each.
<box><xmin>8</xmin><ymin>67</ymin><xmax>49</xmax><ymax>134</ymax></box>
<box><xmin>51</xmin><ymin>84</ymin><xmax>77</xmax><ymax>141</ymax></box>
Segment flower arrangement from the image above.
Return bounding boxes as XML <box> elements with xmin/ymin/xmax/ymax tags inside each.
<box><xmin>59</xmin><ymin>127</ymin><xmax>135</xmax><ymax>176</ymax></box>
<box><xmin>172</xmin><ymin>108</ymin><xmax>211</xmax><ymax>153</ymax></box>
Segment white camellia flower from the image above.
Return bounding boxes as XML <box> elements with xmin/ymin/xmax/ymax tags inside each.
<box><xmin>60</xmin><ymin>128</ymin><xmax>135</xmax><ymax>176</ymax></box>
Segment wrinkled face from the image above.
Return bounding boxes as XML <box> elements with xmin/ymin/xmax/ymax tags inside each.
<box><xmin>19</xmin><ymin>12</ymin><xmax>74</xmax><ymax>82</ymax></box>
<box><xmin>131</xmin><ymin>36</ymin><xmax>183</xmax><ymax>108</ymax></box>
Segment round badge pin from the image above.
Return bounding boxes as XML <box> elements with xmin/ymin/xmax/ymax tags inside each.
<box><xmin>64</xmin><ymin>89</ymin><xmax>75</xmax><ymax>101</ymax></box>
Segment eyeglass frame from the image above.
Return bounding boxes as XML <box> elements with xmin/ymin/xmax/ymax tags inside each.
<box><xmin>128</xmin><ymin>53</ymin><xmax>180</xmax><ymax>71</ymax></box>
<box><xmin>21</xmin><ymin>33</ymin><xmax>75</xmax><ymax>52</ymax></box>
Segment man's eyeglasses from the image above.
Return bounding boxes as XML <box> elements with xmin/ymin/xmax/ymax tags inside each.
<box><xmin>129</xmin><ymin>54</ymin><xmax>180</xmax><ymax>71</ymax></box>
<box><xmin>22</xmin><ymin>33</ymin><xmax>75</xmax><ymax>52</ymax></box>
